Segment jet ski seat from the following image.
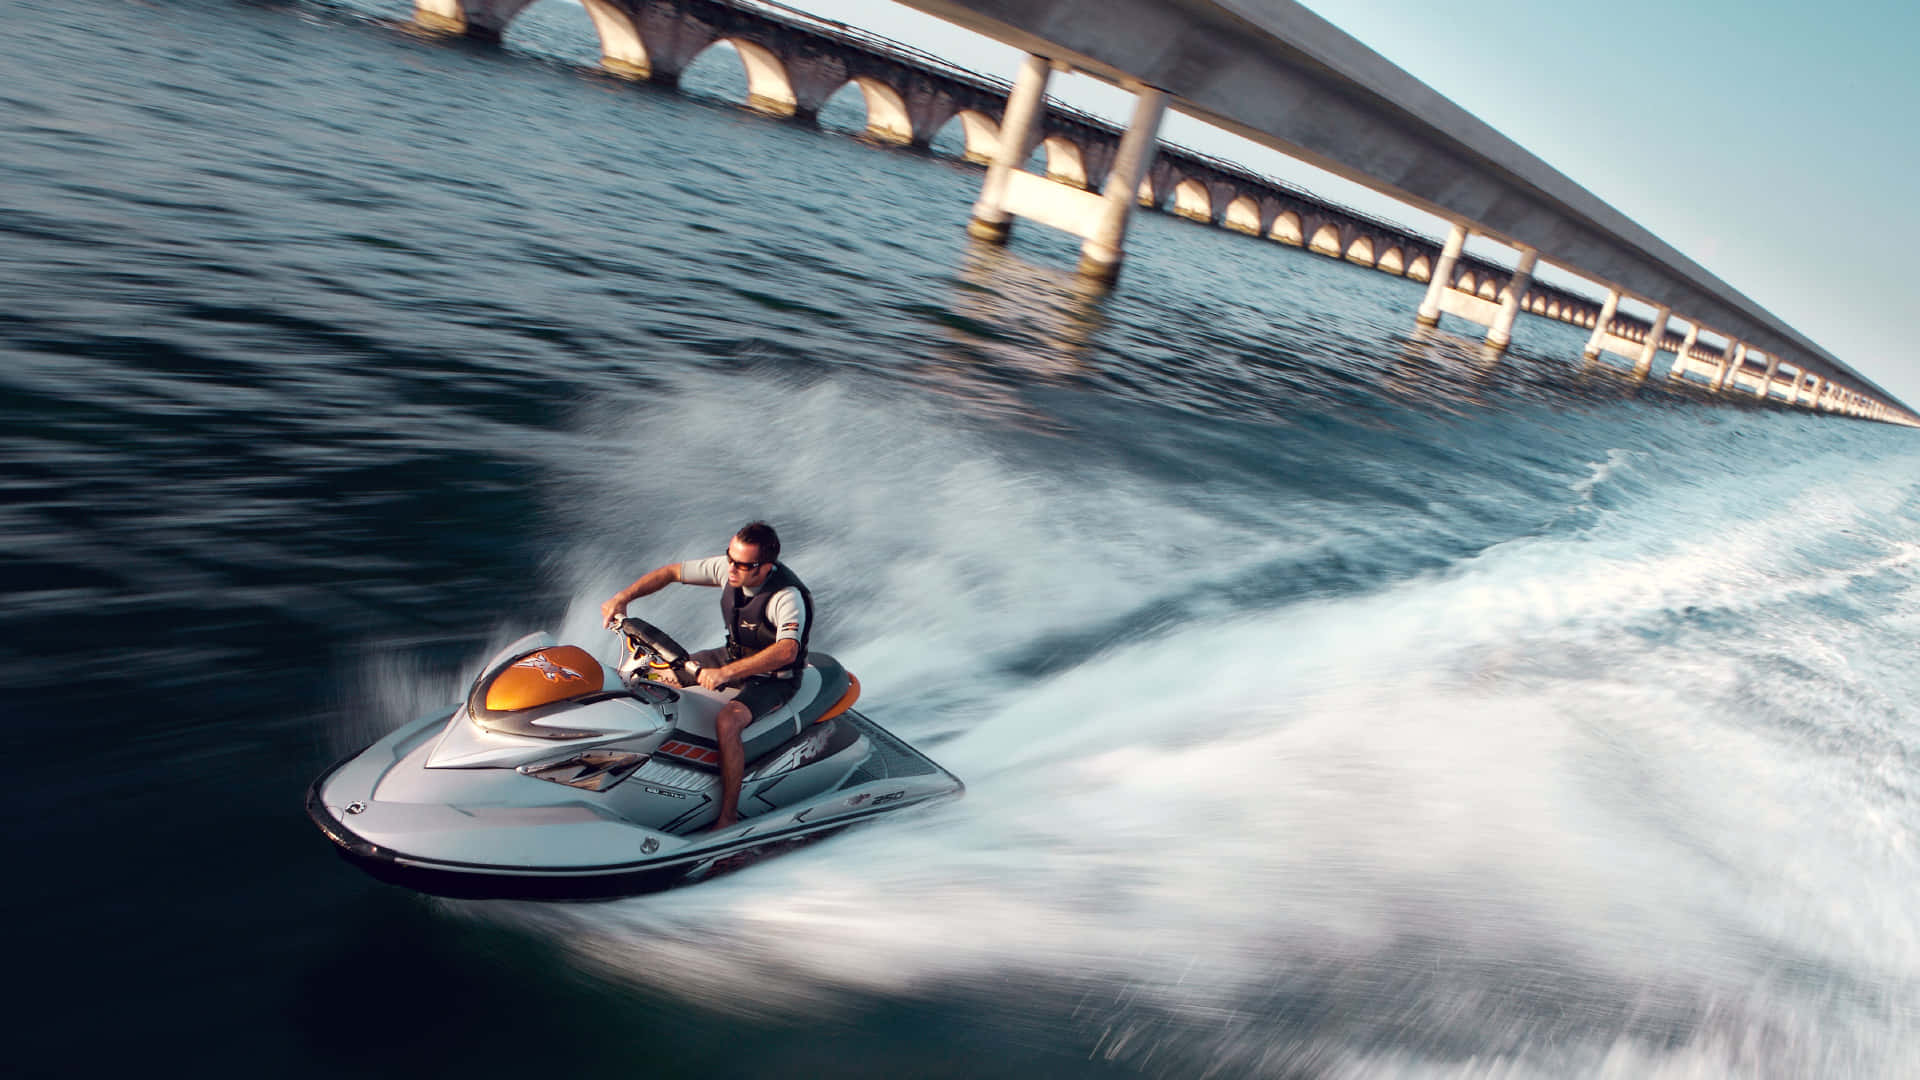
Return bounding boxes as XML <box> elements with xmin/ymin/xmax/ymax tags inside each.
<box><xmin>663</xmin><ymin>654</ymin><xmax>858</xmax><ymax>768</ymax></box>
<box><xmin>736</xmin><ymin>653</ymin><xmax>852</xmax><ymax>762</ymax></box>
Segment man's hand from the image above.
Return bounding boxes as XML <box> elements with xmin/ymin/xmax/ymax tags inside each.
<box><xmin>600</xmin><ymin>595</ymin><xmax>627</xmax><ymax>629</ymax></box>
<box><xmin>696</xmin><ymin>665</ymin><xmax>730</xmax><ymax>692</ymax></box>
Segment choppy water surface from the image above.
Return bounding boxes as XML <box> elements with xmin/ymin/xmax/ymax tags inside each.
<box><xmin>6</xmin><ymin>1</ymin><xmax>1920</xmax><ymax>1076</ymax></box>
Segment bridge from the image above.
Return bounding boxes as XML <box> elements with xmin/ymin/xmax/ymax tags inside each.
<box><xmin>411</xmin><ymin>0</ymin><xmax>1911</xmax><ymax>424</ymax></box>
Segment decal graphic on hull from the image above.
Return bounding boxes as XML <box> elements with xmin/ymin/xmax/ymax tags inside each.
<box><xmin>515</xmin><ymin>654</ymin><xmax>583</xmax><ymax>682</ymax></box>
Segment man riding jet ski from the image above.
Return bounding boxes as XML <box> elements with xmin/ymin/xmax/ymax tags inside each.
<box><xmin>599</xmin><ymin>521</ymin><xmax>810</xmax><ymax>831</ymax></box>
<box><xmin>306</xmin><ymin>524</ymin><xmax>962</xmax><ymax>899</ymax></box>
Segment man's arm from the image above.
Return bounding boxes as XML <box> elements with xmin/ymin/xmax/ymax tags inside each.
<box><xmin>697</xmin><ymin>639</ymin><xmax>800</xmax><ymax>689</ymax></box>
<box><xmin>600</xmin><ymin>563</ymin><xmax>683</xmax><ymax>627</ymax></box>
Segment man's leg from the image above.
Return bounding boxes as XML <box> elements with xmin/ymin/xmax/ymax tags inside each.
<box><xmin>710</xmin><ymin>678</ymin><xmax>798</xmax><ymax>830</ymax></box>
<box><xmin>713</xmin><ymin>699</ymin><xmax>751</xmax><ymax>829</ymax></box>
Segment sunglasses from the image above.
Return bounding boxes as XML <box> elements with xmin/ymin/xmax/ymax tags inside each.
<box><xmin>727</xmin><ymin>556</ymin><xmax>765</xmax><ymax>571</ymax></box>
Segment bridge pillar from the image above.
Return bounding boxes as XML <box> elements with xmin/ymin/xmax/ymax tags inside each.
<box><xmin>1078</xmin><ymin>86</ymin><xmax>1168</xmax><ymax>283</ymax></box>
<box><xmin>968</xmin><ymin>55</ymin><xmax>1052</xmax><ymax>245</ymax></box>
<box><xmin>1485</xmin><ymin>245</ymin><xmax>1537</xmax><ymax>350</ymax></box>
<box><xmin>1583</xmin><ymin>289</ymin><xmax>1621</xmax><ymax>358</ymax></box>
<box><xmin>1720</xmin><ymin>340</ymin><xmax>1751</xmax><ymax>390</ymax></box>
<box><xmin>1669</xmin><ymin>322</ymin><xmax>1700</xmax><ymax>380</ymax></box>
<box><xmin>1633</xmin><ymin>304</ymin><xmax>1670</xmax><ymax>376</ymax></box>
<box><xmin>1757</xmin><ymin>355</ymin><xmax>1779</xmax><ymax>400</ymax></box>
<box><xmin>1415</xmin><ymin>224</ymin><xmax>1468</xmax><ymax>326</ymax></box>
<box><xmin>1712</xmin><ymin>342</ymin><xmax>1742</xmax><ymax>392</ymax></box>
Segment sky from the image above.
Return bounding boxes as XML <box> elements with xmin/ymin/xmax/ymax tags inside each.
<box><xmin>763</xmin><ymin>0</ymin><xmax>1920</xmax><ymax>407</ymax></box>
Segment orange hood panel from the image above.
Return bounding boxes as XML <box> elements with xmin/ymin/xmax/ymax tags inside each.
<box><xmin>484</xmin><ymin>645</ymin><xmax>604</xmax><ymax>711</ymax></box>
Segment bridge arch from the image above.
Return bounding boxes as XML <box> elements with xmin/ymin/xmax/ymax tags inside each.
<box><xmin>1173</xmin><ymin>179</ymin><xmax>1211</xmax><ymax>222</ymax></box>
<box><xmin>678</xmin><ymin>38</ymin><xmax>795</xmax><ymax>115</ymax></box>
<box><xmin>1308</xmin><ymin>222</ymin><xmax>1342</xmax><ymax>256</ymax></box>
<box><xmin>1270</xmin><ymin>210</ymin><xmax>1304</xmax><ymax>245</ymax></box>
<box><xmin>819</xmin><ymin>77</ymin><xmax>914</xmax><ymax>144</ymax></box>
<box><xmin>1456</xmin><ymin>270</ymin><xmax>1477</xmax><ymax>294</ymax></box>
<box><xmin>1406</xmin><ymin>253</ymin><xmax>1433</xmax><ymax>282</ymax></box>
<box><xmin>1345</xmin><ymin>235</ymin><xmax>1376</xmax><ymax>266</ymax></box>
<box><xmin>732</xmin><ymin>39</ymin><xmax>797</xmax><ymax>115</ymax></box>
<box><xmin>1376</xmin><ymin>246</ymin><xmax>1405</xmax><ymax>275</ymax></box>
<box><xmin>1041</xmin><ymin>135</ymin><xmax>1089</xmax><ymax>189</ymax></box>
<box><xmin>934</xmin><ymin>109</ymin><xmax>998</xmax><ymax>163</ymax></box>
<box><xmin>1224</xmin><ymin>195</ymin><xmax>1261</xmax><ymax>235</ymax></box>
<box><xmin>579</xmin><ymin>0</ymin><xmax>647</xmax><ymax>76</ymax></box>
<box><xmin>1475</xmin><ymin>277</ymin><xmax>1498</xmax><ymax>300</ymax></box>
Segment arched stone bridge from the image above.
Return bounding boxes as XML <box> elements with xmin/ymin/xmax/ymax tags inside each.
<box><xmin>416</xmin><ymin>0</ymin><xmax>1609</xmax><ymax>332</ymax></box>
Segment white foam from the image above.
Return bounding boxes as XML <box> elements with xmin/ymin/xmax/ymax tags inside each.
<box><xmin>457</xmin><ymin>371</ymin><xmax>1920</xmax><ymax>1075</ymax></box>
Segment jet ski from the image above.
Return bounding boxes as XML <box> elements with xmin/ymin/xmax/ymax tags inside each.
<box><xmin>307</xmin><ymin>617</ymin><xmax>963</xmax><ymax>899</ymax></box>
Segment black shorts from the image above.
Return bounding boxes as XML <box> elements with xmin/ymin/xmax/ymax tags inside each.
<box><xmin>688</xmin><ymin>648</ymin><xmax>798</xmax><ymax>719</ymax></box>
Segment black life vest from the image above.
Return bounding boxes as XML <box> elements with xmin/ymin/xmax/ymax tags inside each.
<box><xmin>720</xmin><ymin>562</ymin><xmax>812</xmax><ymax>679</ymax></box>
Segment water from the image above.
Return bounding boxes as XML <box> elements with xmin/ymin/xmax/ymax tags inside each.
<box><xmin>6</xmin><ymin>0</ymin><xmax>1920</xmax><ymax>1075</ymax></box>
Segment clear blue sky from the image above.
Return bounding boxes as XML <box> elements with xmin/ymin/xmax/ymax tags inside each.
<box><xmin>774</xmin><ymin>0</ymin><xmax>1920</xmax><ymax>406</ymax></box>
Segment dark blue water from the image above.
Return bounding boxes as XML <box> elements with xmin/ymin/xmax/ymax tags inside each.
<box><xmin>7</xmin><ymin>1</ymin><xmax>1920</xmax><ymax>1075</ymax></box>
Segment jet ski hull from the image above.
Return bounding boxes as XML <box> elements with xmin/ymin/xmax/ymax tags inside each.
<box><xmin>308</xmin><ymin>707</ymin><xmax>961</xmax><ymax>901</ymax></box>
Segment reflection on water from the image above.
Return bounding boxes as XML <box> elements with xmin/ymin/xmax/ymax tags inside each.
<box><xmin>946</xmin><ymin>239</ymin><xmax>1108</xmax><ymax>370</ymax></box>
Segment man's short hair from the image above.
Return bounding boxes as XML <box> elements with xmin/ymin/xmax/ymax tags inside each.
<box><xmin>735</xmin><ymin>521</ymin><xmax>780</xmax><ymax>562</ymax></box>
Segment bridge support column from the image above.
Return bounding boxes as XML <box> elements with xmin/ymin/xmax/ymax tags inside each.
<box><xmin>1757</xmin><ymin>355</ymin><xmax>1779</xmax><ymax>400</ymax></box>
<box><xmin>968</xmin><ymin>55</ymin><xmax>1052</xmax><ymax>245</ymax></box>
<box><xmin>1712</xmin><ymin>342</ymin><xmax>1742</xmax><ymax>392</ymax></box>
<box><xmin>1482</xmin><ymin>245</ymin><xmax>1543</xmax><ymax>345</ymax></box>
<box><xmin>1633</xmin><ymin>305</ymin><xmax>1670</xmax><ymax>376</ymax></box>
<box><xmin>1078</xmin><ymin>86</ymin><xmax>1168</xmax><ymax>284</ymax></box>
<box><xmin>1668</xmin><ymin>322</ymin><xmax>1700</xmax><ymax>380</ymax></box>
<box><xmin>1583</xmin><ymin>289</ymin><xmax>1621</xmax><ymax>358</ymax></box>
<box><xmin>1485</xmin><ymin>246</ymin><xmax>1536</xmax><ymax>350</ymax></box>
<box><xmin>1415</xmin><ymin>224</ymin><xmax>1468</xmax><ymax>326</ymax></box>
